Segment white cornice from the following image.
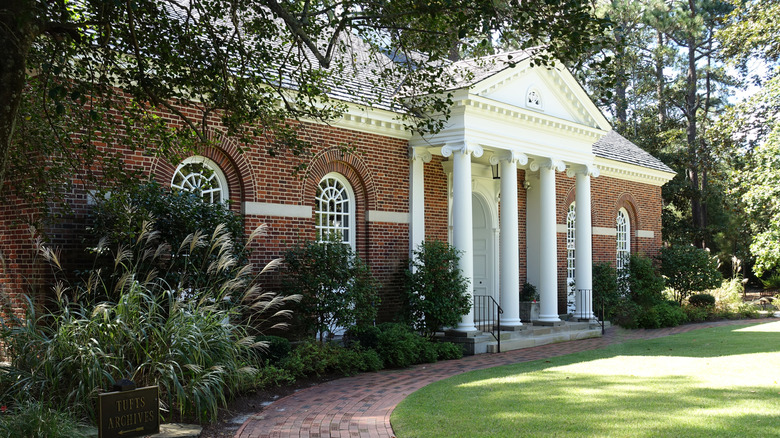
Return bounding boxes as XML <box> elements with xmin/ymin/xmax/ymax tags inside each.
<box><xmin>304</xmin><ymin>103</ymin><xmax>411</xmax><ymax>140</ymax></box>
<box><xmin>595</xmin><ymin>157</ymin><xmax>675</xmax><ymax>186</ymax></box>
<box><xmin>457</xmin><ymin>96</ymin><xmax>606</xmax><ymax>142</ymax></box>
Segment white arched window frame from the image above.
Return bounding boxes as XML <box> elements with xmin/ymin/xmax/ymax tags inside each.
<box><xmin>566</xmin><ymin>203</ymin><xmax>576</xmax><ymax>312</ymax></box>
<box><xmin>171</xmin><ymin>156</ymin><xmax>229</xmax><ymax>204</ymax></box>
<box><xmin>616</xmin><ymin>208</ymin><xmax>631</xmax><ymax>275</ymax></box>
<box><xmin>315</xmin><ymin>173</ymin><xmax>356</xmax><ymax>250</ymax></box>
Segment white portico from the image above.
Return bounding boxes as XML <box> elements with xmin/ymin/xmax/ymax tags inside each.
<box><xmin>409</xmin><ymin>53</ymin><xmax>611</xmax><ymax>333</ymax></box>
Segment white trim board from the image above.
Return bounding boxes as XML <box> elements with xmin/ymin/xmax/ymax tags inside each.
<box><xmin>244</xmin><ymin>202</ymin><xmax>312</xmax><ymax>218</ymax></box>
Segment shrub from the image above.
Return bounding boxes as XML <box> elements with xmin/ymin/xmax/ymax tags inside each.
<box><xmin>627</xmin><ymin>254</ymin><xmax>665</xmax><ymax>307</ymax></box>
<box><xmin>343</xmin><ymin>325</ymin><xmax>381</xmax><ymax>350</ymax></box>
<box><xmin>435</xmin><ymin>342</ymin><xmax>464</xmax><ymax>361</ymax></box>
<box><xmin>0</xmin><ymin>401</ymin><xmax>88</xmax><ymax>438</ymax></box>
<box><xmin>688</xmin><ymin>293</ymin><xmax>716</xmax><ymax>307</ymax></box>
<box><xmin>0</xmin><ymin>225</ymin><xmax>296</xmax><ymax>424</ymax></box>
<box><xmin>403</xmin><ymin>240</ymin><xmax>471</xmax><ymax>338</ymax></box>
<box><xmin>258</xmin><ymin>335</ymin><xmax>292</xmax><ymax>364</ymax></box>
<box><xmin>682</xmin><ymin>304</ymin><xmax>710</xmax><ymax>323</ymax></box>
<box><xmin>282</xmin><ymin>238</ymin><xmax>380</xmax><ymax>342</ymax></box>
<box><xmin>375</xmin><ymin>323</ymin><xmax>437</xmax><ymax>368</ymax></box>
<box><xmin>659</xmin><ymin>245</ymin><xmax>723</xmax><ymax>305</ymax></box>
<box><xmin>592</xmin><ymin>262</ymin><xmax>620</xmax><ymax>321</ymax></box>
<box><xmin>89</xmin><ymin>182</ymin><xmax>246</xmax><ymax>301</ymax></box>
<box><xmin>760</xmin><ymin>271</ymin><xmax>780</xmax><ymax>290</ymax></box>
<box><xmin>280</xmin><ymin>340</ymin><xmax>384</xmax><ymax>378</ymax></box>
<box><xmin>520</xmin><ymin>282</ymin><xmax>539</xmax><ymax>301</ymax></box>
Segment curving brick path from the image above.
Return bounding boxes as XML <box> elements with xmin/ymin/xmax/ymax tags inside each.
<box><xmin>235</xmin><ymin>318</ymin><xmax>779</xmax><ymax>438</ymax></box>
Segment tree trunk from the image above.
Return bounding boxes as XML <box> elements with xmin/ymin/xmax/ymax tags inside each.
<box><xmin>656</xmin><ymin>31</ymin><xmax>667</xmax><ymax>125</ymax></box>
<box><xmin>0</xmin><ymin>1</ymin><xmax>36</xmax><ymax>192</ymax></box>
<box><xmin>614</xmin><ymin>27</ymin><xmax>628</xmax><ymax>130</ymax></box>
<box><xmin>685</xmin><ymin>0</ymin><xmax>705</xmax><ymax>248</ymax></box>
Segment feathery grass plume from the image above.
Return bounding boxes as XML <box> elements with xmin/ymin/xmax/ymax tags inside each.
<box><xmin>0</xmin><ymin>218</ymin><xmax>299</xmax><ymax>423</ymax></box>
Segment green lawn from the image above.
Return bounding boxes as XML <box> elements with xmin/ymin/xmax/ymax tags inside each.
<box><xmin>392</xmin><ymin>322</ymin><xmax>780</xmax><ymax>437</ymax></box>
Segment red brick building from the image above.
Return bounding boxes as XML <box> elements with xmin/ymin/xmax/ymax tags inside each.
<box><xmin>0</xmin><ymin>51</ymin><xmax>674</xmax><ymax>328</ymax></box>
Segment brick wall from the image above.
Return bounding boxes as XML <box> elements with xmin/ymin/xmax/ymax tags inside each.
<box><xmin>1</xmin><ymin>93</ymin><xmax>667</xmax><ymax>326</ymax></box>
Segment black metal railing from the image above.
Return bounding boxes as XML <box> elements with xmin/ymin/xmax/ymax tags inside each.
<box><xmin>474</xmin><ymin>295</ymin><xmax>503</xmax><ymax>353</ymax></box>
<box><xmin>592</xmin><ymin>288</ymin><xmax>606</xmax><ymax>335</ymax></box>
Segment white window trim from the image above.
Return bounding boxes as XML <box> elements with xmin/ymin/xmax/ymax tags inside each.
<box><xmin>315</xmin><ymin>172</ymin><xmax>356</xmax><ymax>250</ymax></box>
<box><xmin>616</xmin><ymin>207</ymin><xmax>631</xmax><ymax>274</ymax></box>
<box><xmin>566</xmin><ymin>203</ymin><xmax>576</xmax><ymax>312</ymax></box>
<box><xmin>171</xmin><ymin>156</ymin><xmax>229</xmax><ymax>204</ymax></box>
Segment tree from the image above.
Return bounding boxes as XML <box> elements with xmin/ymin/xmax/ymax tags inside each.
<box><xmin>659</xmin><ymin>244</ymin><xmax>722</xmax><ymax>304</ymax></box>
<box><xmin>1</xmin><ymin>0</ymin><xmax>609</xmax><ymax>212</ymax></box>
<box><xmin>403</xmin><ymin>240</ymin><xmax>471</xmax><ymax>338</ymax></box>
<box><xmin>281</xmin><ymin>239</ymin><xmax>380</xmax><ymax>342</ymax></box>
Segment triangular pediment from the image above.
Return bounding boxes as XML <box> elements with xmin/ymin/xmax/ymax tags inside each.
<box><xmin>466</xmin><ymin>59</ymin><xmax>610</xmax><ymax>131</ymax></box>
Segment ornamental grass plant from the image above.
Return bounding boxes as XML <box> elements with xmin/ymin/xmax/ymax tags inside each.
<box><xmin>0</xmin><ymin>223</ymin><xmax>298</xmax><ymax>424</ymax></box>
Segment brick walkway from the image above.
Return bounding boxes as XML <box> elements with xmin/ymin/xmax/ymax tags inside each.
<box><xmin>235</xmin><ymin>318</ymin><xmax>778</xmax><ymax>438</ymax></box>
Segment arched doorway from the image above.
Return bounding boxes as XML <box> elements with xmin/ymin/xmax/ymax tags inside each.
<box><xmin>472</xmin><ymin>193</ymin><xmax>496</xmax><ymax>320</ymax></box>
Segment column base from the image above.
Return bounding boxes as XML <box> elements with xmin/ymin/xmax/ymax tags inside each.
<box><xmin>444</xmin><ymin>328</ymin><xmax>481</xmax><ymax>338</ymax></box>
<box><xmin>499</xmin><ymin>323</ymin><xmax>527</xmax><ymax>332</ymax></box>
<box><xmin>532</xmin><ymin>320</ymin><xmax>566</xmax><ymax>327</ymax></box>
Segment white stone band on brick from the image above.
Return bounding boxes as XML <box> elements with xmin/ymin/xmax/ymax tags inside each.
<box><xmin>366</xmin><ymin>211</ymin><xmax>410</xmax><ymax>224</ymax></box>
<box><xmin>244</xmin><ymin>202</ymin><xmax>312</xmax><ymax>218</ymax></box>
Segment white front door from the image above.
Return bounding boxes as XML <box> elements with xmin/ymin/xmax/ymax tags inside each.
<box><xmin>472</xmin><ymin>193</ymin><xmax>495</xmax><ymax>321</ymax></box>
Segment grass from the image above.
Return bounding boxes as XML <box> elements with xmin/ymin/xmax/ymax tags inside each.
<box><xmin>391</xmin><ymin>321</ymin><xmax>780</xmax><ymax>437</ymax></box>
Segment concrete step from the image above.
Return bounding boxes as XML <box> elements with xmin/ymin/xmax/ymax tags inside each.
<box><xmin>485</xmin><ymin>328</ymin><xmax>602</xmax><ymax>354</ymax></box>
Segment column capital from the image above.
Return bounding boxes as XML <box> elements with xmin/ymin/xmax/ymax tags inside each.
<box><xmin>409</xmin><ymin>146</ymin><xmax>432</xmax><ymax>163</ymax></box>
<box><xmin>529</xmin><ymin>157</ymin><xmax>565</xmax><ymax>172</ymax></box>
<box><xmin>489</xmin><ymin>150</ymin><xmax>529</xmax><ymax>166</ymax></box>
<box><xmin>566</xmin><ymin>163</ymin><xmax>600</xmax><ymax>178</ymax></box>
<box><xmin>441</xmin><ymin>142</ymin><xmax>484</xmax><ymax>158</ymax></box>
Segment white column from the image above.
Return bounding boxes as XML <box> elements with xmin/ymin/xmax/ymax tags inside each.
<box><xmin>409</xmin><ymin>147</ymin><xmax>432</xmax><ymax>261</ymax></box>
<box><xmin>568</xmin><ymin>164</ymin><xmax>599</xmax><ymax>320</ymax></box>
<box><xmin>442</xmin><ymin>142</ymin><xmax>483</xmax><ymax>332</ymax></box>
<box><xmin>525</xmin><ymin>173</ymin><xmax>540</xmax><ymax>288</ymax></box>
<box><xmin>491</xmin><ymin>151</ymin><xmax>528</xmax><ymax>327</ymax></box>
<box><xmin>530</xmin><ymin>158</ymin><xmax>565</xmax><ymax>323</ymax></box>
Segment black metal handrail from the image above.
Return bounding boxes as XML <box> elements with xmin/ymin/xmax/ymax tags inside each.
<box><xmin>474</xmin><ymin>295</ymin><xmax>503</xmax><ymax>353</ymax></box>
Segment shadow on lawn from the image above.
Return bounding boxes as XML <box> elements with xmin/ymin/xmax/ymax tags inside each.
<box><xmin>393</xmin><ymin>321</ymin><xmax>780</xmax><ymax>438</ymax></box>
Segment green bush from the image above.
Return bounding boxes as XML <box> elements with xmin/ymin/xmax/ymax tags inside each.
<box><xmin>0</xmin><ymin>401</ymin><xmax>88</xmax><ymax>438</ymax></box>
<box><xmin>282</xmin><ymin>239</ymin><xmax>380</xmax><ymax>342</ymax></box>
<box><xmin>251</xmin><ymin>364</ymin><xmax>296</xmax><ymax>389</ymax></box>
<box><xmin>280</xmin><ymin>340</ymin><xmax>383</xmax><ymax>378</ymax></box>
<box><xmin>0</xmin><ymin>226</ymin><xmax>296</xmax><ymax>424</ymax></box>
<box><xmin>760</xmin><ymin>271</ymin><xmax>780</xmax><ymax>290</ymax></box>
<box><xmin>682</xmin><ymin>304</ymin><xmax>711</xmax><ymax>323</ymax></box>
<box><xmin>688</xmin><ymin>293</ymin><xmax>716</xmax><ymax>307</ymax></box>
<box><xmin>375</xmin><ymin>323</ymin><xmax>437</xmax><ymax>368</ymax></box>
<box><xmin>344</xmin><ymin>325</ymin><xmax>381</xmax><ymax>350</ymax></box>
<box><xmin>403</xmin><ymin>240</ymin><xmax>471</xmax><ymax>338</ymax></box>
<box><xmin>659</xmin><ymin>245</ymin><xmax>723</xmax><ymax>305</ymax></box>
<box><xmin>592</xmin><ymin>262</ymin><xmax>620</xmax><ymax>321</ymax></box>
<box><xmin>435</xmin><ymin>342</ymin><xmax>464</xmax><ymax>361</ymax></box>
<box><xmin>258</xmin><ymin>335</ymin><xmax>292</xmax><ymax>364</ymax></box>
<box><xmin>637</xmin><ymin>301</ymin><xmax>688</xmax><ymax>329</ymax></box>
<box><xmin>627</xmin><ymin>254</ymin><xmax>665</xmax><ymax>307</ymax></box>
<box><xmin>89</xmin><ymin>182</ymin><xmax>246</xmax><ymax>301</ymax></box>
<box><xmin>520</xmin><ymin>282</ymin><xmax>539</xmax><ymax>301</ymax></box>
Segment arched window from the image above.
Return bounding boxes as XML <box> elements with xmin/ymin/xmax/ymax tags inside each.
<box><xmin>315</xmin><ymin>173</ymin><xmax>355</xmax><ymax>249</ymax></box>
<box><xmin>616</xmin><ymin>207</ymin><xmax>631</xmax><ymax>274</ymax></box>
<box><xmin>171</xmin><ymin>156</ymin><xmax>228</xmax><ymax>203</ymax></box>
<box><xmin>566</xmin><ymin>203</ymin><xmax>576</xmax><ymax>312</ymax></box>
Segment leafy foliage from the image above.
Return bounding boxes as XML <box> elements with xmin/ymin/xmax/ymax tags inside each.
<box><xmin>2</xmin><ymin>0</ymin><xmax>610</xmax><ymax>212</ymax></box>
<box><xmin>88</xmin><ymin>182</ymin><xmax>246</xmax><ymax>300</ymax></box>
<box><xmin>659</xmin><ymin>245</ymin><xmax>723</xmax><ymax>304</ymax></box>
<box><xmin>688</xmin><ymin>293</ymin><xmax>716</xmax><ymax>307</ymax></box>
<box><xmin>520</xmin><ymin>282</ymin><xmax>539</xmax><ymax>302</ymax></box>
<box><xmin>375</xmin><ymin>323</ymin><xmax>438</xmax><ymax>368</ymax></box>
<box><xmin>403</xmin><ymin>240</ymin><xmax>471</xmax><ymax>338</ymax></box>
<box><xmin>0</xmin><ymin>400</ymin><xmax>88</xmax><ymax>438</ymax></box>
<box><xmin>0</xmin><ymin>224</ymin><xmax>296</xmax><ymax>423</ymax></box>
<box><xmin>281</xmin><ymin>239</ymin><xmax>380</xmax><ymax>342</ymax></box>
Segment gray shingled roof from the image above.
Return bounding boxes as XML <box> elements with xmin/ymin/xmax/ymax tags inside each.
<box><xmin>592</xmin><ymin>131</ymin><xmax>675</xmax><ymax>174</ymax></box>
<box><xmin>445</xmin><ymin>50</ymin><xmax>534</xmax><ymax>90</ymax></box>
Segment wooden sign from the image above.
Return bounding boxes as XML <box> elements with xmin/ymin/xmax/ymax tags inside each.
<box><xmin>98</xmin><ymin>386</ymin><xmax>159</xmax><ymax>438</ymax></box>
